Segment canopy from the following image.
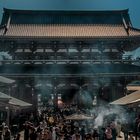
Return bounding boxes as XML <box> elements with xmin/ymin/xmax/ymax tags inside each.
<box><xmin>127</xmin><ymin>85</ymin><xmax>140</xmax><ymax>91</ymax></box>
<box><xmin>126</xmin><ymin>81</ymin><xmax>140</xmax><ymax>91</ymax></box>
<box><xmin>0</xmin><ymin>92</ymin><xmax>32</xmax><ymax>109</ymax></box>
<box><xmin>0</xmin><ymin>76</ymin><xmax>15</xmax><ymax>84</ymax></box>
<box><xmin>0</xmin><ymin>91</ymin><xmax>11</xmax><ymax>101</ymax></box>
<box><xmin>0</xmin><ymin>101</ymin><xmax>20</xmax><ymax>110</ymax></box>
<box><xmin>9</xmin><ymin>96</ymin><xmax>32</xmax><ymax>108</ymax></box>
<box><xmin>65</xmin><ymin>113</ymin><xmax>94</xmax><ymax>120</ymax></box>
<box><xmin>110</xmin><ymin>90</ymin><xmax>140</xmax><ymax>105</ymax></box>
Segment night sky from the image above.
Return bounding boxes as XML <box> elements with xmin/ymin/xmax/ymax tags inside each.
<box><xmin>0</xmin><ymin>0</ymin><xmax>140</xmax><ymax>28</ymax></box>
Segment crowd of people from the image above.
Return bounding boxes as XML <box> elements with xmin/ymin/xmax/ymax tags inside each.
<box><xmin>0</xmin><ymin>105</ymin><xmax>139</xmax><ymax>140</ymax></box>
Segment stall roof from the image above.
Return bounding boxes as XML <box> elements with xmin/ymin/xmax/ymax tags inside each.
<box><xmin>0</xmin><ymin>92</ymin><xmax>32</xmax><ymax>108</ymax></box>
<box><xmin>0</xmin><ymin>76</ymin><xmax>15</xmax><ymax>84</ymax></box>
<box><xmin>9</xmin><ymin>96</ymin><xmax>32</xmax><ymax>108</ymax></box>
<box><xmin>126</xmin><ymin>80</ymin><xmax>140</xmax><ymax>91</ymax></box>
<box><xmin>110</xmin><ymin>90</ymin><xmax>140</xmax><ymax>105</ymax></box>
<box><xmin>0</xmin><ymin>91</ymin><xmax>11</xmax><ymax>101</ymax></box>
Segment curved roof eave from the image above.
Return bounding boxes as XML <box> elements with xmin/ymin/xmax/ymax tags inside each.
<box><xmin>0</xmin><ymin>35</ymin><xmax>140</xmax><ymax>40</ymax></box>
<box><xmin>3</xmin><ymin>8</ymin><xmax>129</xmax><ymax>14</ymax></box>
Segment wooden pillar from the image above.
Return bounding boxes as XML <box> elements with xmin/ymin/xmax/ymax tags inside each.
<box><xmin>110</xmin><ymin>83</ymin><xmax>116</xmax><ymax>102</ymax></box>
<box><xmin>90</xmin><ymin>44</ymin><xmax>92</xmax><ymax>63</ymax></box>
<box><xmin>66</xmin><ymin>44</ymin><xmax>69</xmax><ymax>63</ymax></box>
<box><xmin>100</xmin><ymin>42</ymin><xmax>105</xmax><ymax>61</ymax></box>
<box><xmin>53</xmin><ymin>41</ymin><xmax>58</xmax><ymax>64</ymax></box>
<box><xmin>78</xmin><ymin>41</ymin><xmax>82</xmax><ymax>62</ymax></box>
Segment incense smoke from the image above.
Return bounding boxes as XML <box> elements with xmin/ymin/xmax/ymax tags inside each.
<box><xmin>0</xmin><ymin>52</ymin><xmax>12</xmax><ymax>60</ymax></box>
<box><xmin>92</xmin><ymin>105</ymin><xmax>129</xmax><ymax>128</ymax></box>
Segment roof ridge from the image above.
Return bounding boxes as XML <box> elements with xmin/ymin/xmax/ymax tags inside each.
<box><xmin>10</xmin><ymin>23</ymin><xmax>124</xmax><ymax>26</ymax></box>
<box><xmin>3</xmin><ymin>8</ymin><xmax>129</xmax><ymax>14</ymax></box>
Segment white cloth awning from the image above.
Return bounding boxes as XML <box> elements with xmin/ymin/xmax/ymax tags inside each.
<box><xmin>0</xmin><ymin>92</ymin><xmax>32</xmax><ymax>109</ymax></box>
<box><xmin>110</xmin><ymin>90</ymin><xmax>140</xmax><ymax>105</ymax></box>
<box><xmin>0</xmin><ymin>76</ymin><xmax>15</xmax><ymax>84</ymax></box>
<box><xmin>0</xmin><ymin>91</ymin><xmax>11</xmax><ymax>101</ymax></box>
<box><xmin>126</xmin><ymin>85</ymin><xmax>140</xmax><ymax>91</ymax></box>
<box><xmin>9</xmin><ymin>96</ymin><xmax>32</xmax><ymax>108</ymax></box>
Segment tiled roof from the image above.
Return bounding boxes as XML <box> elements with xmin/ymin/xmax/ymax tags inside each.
<box><xmin>1</xmin><ymin>24</ymin><xmax>140</xmax><ymax>38</ymax></box>
<box><xmin>0</xmin><ymin>9</ymin><xmax>140</xmax><ymax>38</ymax></box>
<box><xmin>110</xmin><ymin>90</ymin><xmax>140</xmax><ymax>105</ymax></box>
<box><xmin>0</xmin><ymin>24</ymin><xmax>132</xmax><ymax>38</ymax></box>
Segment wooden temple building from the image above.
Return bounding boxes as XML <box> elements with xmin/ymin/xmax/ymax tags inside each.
<box><xmin>0</xmin><ymin>8</ymin><xmax>140</xmax><ymax>108</ymax></box>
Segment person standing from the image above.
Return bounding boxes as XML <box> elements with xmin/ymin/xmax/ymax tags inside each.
<box><xmin>0</xmin><ymin>130</ymin><xmax>3</xmax><ymax>140</ymax></box>
<box><xmin>3</xmin><ymin>126</ymin><xmax>11</xmax><ymax>140</ymax></box>
<box><xmin>52</xmin><ymin>127</ymin><xmax>56</xmax><ymax>140</ymax></box>
<box><xmin>23</xmin><ymin>122</ymin><xmax>30</xmax><ymax>140</ymax></box>
<box><xmin>128</xmin><ymin>132</ymin><xmax>134</xmax><ymax>140</ymax></box>
<box><xmin>110</xmin><ymin>122</ymin><xmax>117</xmax><ymax>140</ymax></box>
<box><xmin>29</xmin><ymin>127</ymin><xmax>37</xmax><ymax>140</ymax></box>
<box><xmin>105</xmin><ymin>126</ymin><xmax>112</xmax><ymax>140</ymax></box>
<box><xmin>116</xmin><ymin>121</ymin><xmax>122</xmax><ymax>138</ymax></box>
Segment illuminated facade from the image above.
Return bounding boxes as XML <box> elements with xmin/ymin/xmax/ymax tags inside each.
<box><xmin>0</xmin><ymin>8</ymin><xmax>140</xmax><ymax>108</ymax></box>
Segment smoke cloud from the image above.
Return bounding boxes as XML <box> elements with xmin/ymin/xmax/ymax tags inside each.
<box><xmin>92</xmin><ymin>105</ymin><xmax>130</xmax><ymax>128</ymax></box>
<box><xmin>0</xmin><ymin>52</ymin><xmax>12</xmax><ymax>60</ymax></box>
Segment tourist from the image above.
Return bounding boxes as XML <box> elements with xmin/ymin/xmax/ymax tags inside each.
<box><xmin>0</xmin><ymin>130</ymin><xmax>3</xmax><ymax>140</ymax></box>
<box><xmin>110</xmin><ymin>122</ymin><xmax>117</xmax><ymax>140</ymax></box>
<box><xmin>15</xmin><ymin>133</ymin><xmax>21</xmax><ymax>140</ymax></box>
<box><xmin>3</xmin><ymin>126</ymin><xmax>11</xmax><ymax>140</ymax></box>
<box><xmin>105</xmin><ymin>126</ymin><xmax>112</xmax><ymax>140</ymax></box>
<box><xmin>43</xmin><ymin>127</ymin><xmax>52</xmax><ymax>140</ymax></box>
<box><xmin>80</xmin><ymin>125</ymin><xmax>85</xmax><ymax>140</ymax></box>
<box><xmin>128</xmin><ymin>131</ymin><xmax>134</xmax><ymax>140</ymax></box>
<box><xmin>29</xmin><ymin>127</ymin><xmax>37</xmax><ymax>140</ymax></box>
<box><xmin>92</xmin><ymin>129</ymin><xmax>99</xmax><ymax>140</ymax></box>
<box><xmin>135</xmin><ymin>114</ymin><xmax>140</xmax><ymax>140</ymax></box>
<box><xmin>23</xmin><ymin>122</ymin><xmax>30</xmax><ymax>140</ymax></box>
<box><xmin>57</xmin><ymin>131</ymin><xmax>65</xmax><ymax>140</ymax></box>
<box><xmin>116</xmin><ymin>121</ymin><xmax>122</xmax><ymax>138</ymax></box>
<box><xmin>85</xmin><ymin>133</ymin><xmax>93</xmax><ymax>140</ymax></box>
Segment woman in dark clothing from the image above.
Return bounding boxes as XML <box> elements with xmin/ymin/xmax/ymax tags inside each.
<box><xmin>105</xmin><ymin>126</ymin><xmax>112</xmax><ymax>140</ymax></box>
<box><xmin>23</xmin><ymin>122</ymin><xmax>30</xmax><ymax>140</ymax></box>
<box><xmin>29</xmin><ymin>127</ymin><xmax>37</xmax><ymax>140</ymax></box>
<box><xmin>16</xmin><ymin>133</ymin><xmax>21</xmax><ymax>140</ymax></box>
<box><xmin>3</xmin><ymin>126</ymin><xmax>11</xmax><ymax>140</ymax></box>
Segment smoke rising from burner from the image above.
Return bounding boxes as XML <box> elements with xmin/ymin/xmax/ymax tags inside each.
<box><xmin>0</xmin><ymin>52</ymin><xmax>12</xmax><ymax>60</ymax></box>
<box><xmin>92</xmin><ymin>105</ymin><xmax>129</xmax><ymax>128</ymax></box>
